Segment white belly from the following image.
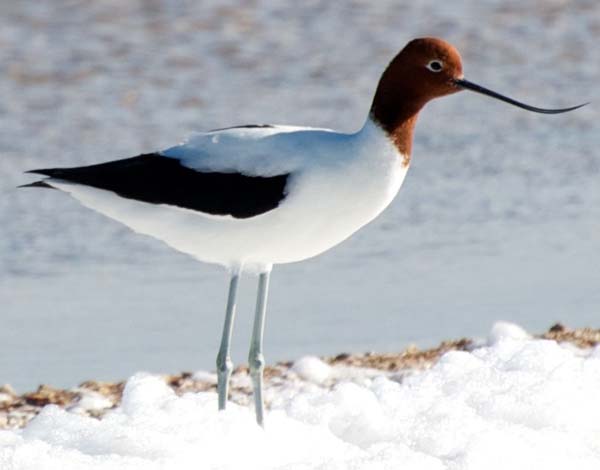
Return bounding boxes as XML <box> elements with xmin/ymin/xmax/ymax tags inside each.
<box><xmin>51</xmin><ymin>161</ymin><xmax>406</xmax><ymax>272</ymax></box>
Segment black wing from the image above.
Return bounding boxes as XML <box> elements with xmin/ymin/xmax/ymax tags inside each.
<box><xmin>26</xmin><ymin>153</ymin><xmax>290</xmax><ymax>219</ymax></box>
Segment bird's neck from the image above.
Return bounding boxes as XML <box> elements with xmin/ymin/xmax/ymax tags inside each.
<box><xmin>368</xmin><ymin>70</ymin><xmax>428</xmax><ymax>165</ymax></box>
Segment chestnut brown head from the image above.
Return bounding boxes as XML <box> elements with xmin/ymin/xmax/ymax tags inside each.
<box><xmin>386</xmin><ymin>38</ymin><xmax>464</xmax><ymax>103</ymax></box>
<box><xmin>370</xmin><ymin>38</ymin><xmax>464</xmax><ymax>133</ymax></box>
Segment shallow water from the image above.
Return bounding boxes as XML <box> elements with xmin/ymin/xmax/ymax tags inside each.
<box><xmin>1</xmin><ymin>0</ymin><xmax>599</xmax><ymax>391</ymax></box>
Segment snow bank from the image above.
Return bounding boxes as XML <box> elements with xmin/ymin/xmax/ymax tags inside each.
<box><xmin>1</xmin><ymin>323</ymin><xmax>600</xmax><ymax>470</ymax></box>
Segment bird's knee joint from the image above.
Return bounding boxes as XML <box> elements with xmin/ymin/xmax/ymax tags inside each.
<box><xmin>248</xmin><ymin>352</ymin><xmax>265</xmax><ymax>374</ymax></box>
<box><xmin>216</xmin><ymin>354</ymin><xmax>233</xmax><ymax>374</ymax></box>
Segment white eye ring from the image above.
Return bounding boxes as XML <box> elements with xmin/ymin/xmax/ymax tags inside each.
<box><xmin>426</xmin><ymin>60</ymin><xmax>444</xmax><ymax>72</ymax></box>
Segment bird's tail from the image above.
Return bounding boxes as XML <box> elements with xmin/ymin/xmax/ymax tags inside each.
<box><xmin>19</xmin><ymin>168</ymin><xmax>68</xmax><ymax>189</ymax></box>
<box><xmin>18</xmin><ymin>180</ymin><xmax>56</xmax><ymax>190</ymax></box>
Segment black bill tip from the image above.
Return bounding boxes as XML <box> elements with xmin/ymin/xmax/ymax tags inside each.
<box><xmin>454</xmin><ymin>78</ymin><xmax>588</xmax><ymax>114</ymax></box>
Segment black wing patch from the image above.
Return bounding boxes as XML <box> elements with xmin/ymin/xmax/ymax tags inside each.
<box><xmin>27</xmin><ymin>153</ymin><xmax>290</xmax><ymax>219</ymax></box>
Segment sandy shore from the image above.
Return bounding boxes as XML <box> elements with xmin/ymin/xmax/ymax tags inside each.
<box><xmin>1</xmin><ymin>323</ymin><xmax>598</xmax><ymax>430</ymax></box>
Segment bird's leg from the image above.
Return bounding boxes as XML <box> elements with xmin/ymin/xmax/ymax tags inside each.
<box><xmin>216</xmin><ymin>271</ymin><xmax>240</xmax><ymax>410</ymax></box>
<box><xmin>248</xmin><ymin>269</ymin><xmax>271</xmax><ymax>427</ymax></box>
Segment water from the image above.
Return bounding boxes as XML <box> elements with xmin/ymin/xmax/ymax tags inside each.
<box><xmin>1</xmin><ymin>0</ymin><xmax>599</xmax><ymax>391</ymax></box>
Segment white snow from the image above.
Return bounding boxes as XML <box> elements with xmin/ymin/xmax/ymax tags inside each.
<box><xmin>487</xmin><ymin>321</ymin><xmax>530</xmax><ymax>344</ymax></box>
<box><xmin>291</xmin><ymin>356</ymin><xmax>332</xmax><ymax>384</ymax></box>
<box><xmin>68</xmin><ymin>390</ymin><xmax>114</xmax><ymax>415</ymax></box>
<box><xmin>2</xmin><ymin>323</ymin><xmax>600</xmax><ymax>470</ymax></box>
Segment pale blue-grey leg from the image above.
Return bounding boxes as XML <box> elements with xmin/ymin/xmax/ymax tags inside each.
<box><xmin>248</xmin><ymin>270</ymin><xmax>271</xmax><ymax>427</ymax></box>
<box><xmin>216</xmin><ymin>272</ymin><xmax>240</xmax><ymax>410</ymax></box>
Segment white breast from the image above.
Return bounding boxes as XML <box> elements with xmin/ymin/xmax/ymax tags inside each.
<box><xmin>267</xmin><ymin>120</ymin><xmax>406</xmax><ymax>264</ymax></box>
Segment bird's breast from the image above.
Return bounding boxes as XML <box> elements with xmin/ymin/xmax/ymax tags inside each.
<box><xmin>270</xmin><ymin>129</ymin><xmax>408</xmax><ymax>262</ymax></box>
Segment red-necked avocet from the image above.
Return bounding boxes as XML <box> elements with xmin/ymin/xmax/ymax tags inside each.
<box><xmin>22</xmin><ymin>37</ymin><xmax>585</xmax><ymax>426</ymax></box>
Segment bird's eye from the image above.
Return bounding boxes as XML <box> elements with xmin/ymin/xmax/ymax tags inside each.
<box><xmin>426</xmin><ymin>60</ymin><xmax>443</xmax><ymax>72</ymax></box>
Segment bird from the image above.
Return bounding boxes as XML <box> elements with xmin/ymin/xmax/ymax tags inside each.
<box><xmin>22</xmin><ymin>37</ymin><xmax>585</xmax><ymax>426</ymax></box>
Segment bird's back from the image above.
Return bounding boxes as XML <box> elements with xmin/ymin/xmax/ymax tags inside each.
<box><xmin>160</xmin><ymin>124</ymin><xmax>348</xmax><ymax>177</ymax></box>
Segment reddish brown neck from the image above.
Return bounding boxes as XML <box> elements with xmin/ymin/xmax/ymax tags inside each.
<box><xmin>368</xmin><ymin>53</ymin><xmax>432</xmax><ymax>164</ymax></box>
<box><xmin>369</xmin><ymin>84</ymin><xmax>426</xmax><ymax>163</ymax></box>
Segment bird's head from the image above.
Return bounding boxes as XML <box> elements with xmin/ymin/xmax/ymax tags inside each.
<box><xmin>384</xmin><ymin>37</ymin><xmax>464</xmax><ymax>102</ymax></box>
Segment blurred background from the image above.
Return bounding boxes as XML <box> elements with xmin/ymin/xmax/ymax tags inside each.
<box><xmin>1</xmin><ymin>0</ymin><xmax>599</xmax><ymax>391</ymax></box>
